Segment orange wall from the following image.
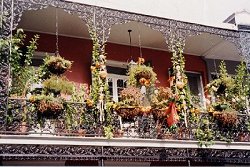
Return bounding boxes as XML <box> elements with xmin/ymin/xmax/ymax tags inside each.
<box><xmin>25</xmin><ymin>31</ymin><xmax>208</xmax><ymax>87</ymax></box>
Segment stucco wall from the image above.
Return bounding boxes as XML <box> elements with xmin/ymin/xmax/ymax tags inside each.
<box><xmin>26</xmin><ymin>31</ymin><xmax>208</xmax><ymax>87</ymax></box>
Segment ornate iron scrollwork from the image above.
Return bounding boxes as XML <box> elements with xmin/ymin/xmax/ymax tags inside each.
<box><xmin>1</xmin><ymin>145</ymin><xmax>250</xmax><ymax>164</ymax></box>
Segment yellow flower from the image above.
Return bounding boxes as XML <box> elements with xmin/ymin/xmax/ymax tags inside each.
<box><xmin>86</xmin><ymin>99</ymin><xmax>94</xmax><ymax>107</ymax></box>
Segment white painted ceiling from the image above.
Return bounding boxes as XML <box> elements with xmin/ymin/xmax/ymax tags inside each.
<box><xmin>17</xmin><ymin>7</ymin><xmax>241</xmax><ymax>61</ymax></box>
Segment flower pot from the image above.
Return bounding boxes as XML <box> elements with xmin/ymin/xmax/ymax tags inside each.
<box><xmin>77</xmin><ymin>129</ymin><xmax>86</xmax><ymax>137</ymax></box>
<box><xmin>113</xmin><ymin>129</ymin><xmax>124</xmax><ymax>138</ymax></box>
<box><xmin>136</xmin><ymin>71</ymin><xmax>152</xmax><ymax>81</ymax></box>
<box><xmin>213</xmin><ymin>111</ymin><xmax>238</xmax><ymax>126</ymax></box>
<box><xmin>115</xmin><ymin>107</ymin><xmax>140</xmax><ymax>122</ymax></box>
<box><xmin>46</xmin><ymin>57</ymin><xmax>72</xmax><ymax>75</ymax></box>
<box><xmin>19</xmin><ymin>122</ymin><xmax>28</xmax><ymax>134</ymax></box>
<box><xmin>152</xmin><ymin>108</ymin><xmax>168</xmax><ymax>120</ymax></box>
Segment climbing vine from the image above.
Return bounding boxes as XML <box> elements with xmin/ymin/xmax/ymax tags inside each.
<box><xmin>89</xmin><ymin>26</ymin><xmax>111</xmax><ymax>130</ymax></box>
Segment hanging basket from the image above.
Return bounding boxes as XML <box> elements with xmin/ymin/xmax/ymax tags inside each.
<box><xmin>213</xmin><ymin>111</ymin><xmax>238</xmax><ymax>126</ymax></box>
<box><xmin>151</xmin><ymin>108</ymin><xmax>168</xmax><ymax>120</ymax></box>
<box><xmin>135</xmin><ymin>71</ymin><xmax>152</xmax><ymax>80</ymax></box>
<box><xmin>30</xmin><ymin>95</ymin><xmax>64</xmax><ymax>119</ymax></box>
<box><xmin>128</xmin><ymin>64</ymin><xmax>157</xmax><ymax>87</ymax></box>
<box><xmin>115</xmin><ymin>106</ymin><xmax>141</xmax><ymax>122</ymax></box>
<box><xmin>44</xmin><ymin>56</ymin><xmax>72</xmax><ymax>75</ymax></box>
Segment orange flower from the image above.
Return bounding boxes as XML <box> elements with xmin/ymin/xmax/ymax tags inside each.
<box><xmin>95</xmin><ymin>62</ymin><xmax>101</xmax><ymax>68</ymax></box>
<box><xmin>90</xmin><ymin>66</ymin><xmax>96</xmax><ymax>71</ymax></box>
<box><xmin>144</xmin><ymin>79</ymin><xmax>150</xmax><ymax>87</ymax></box>
<box><xmin>139</xmin><ymin>77</ymin><xmax>147</xmax><ymax>85</ymax></box>
<box><xmin>138</xmin><ymin>57</ymin><xmax>145</xmax><ymax>65</ymax></box>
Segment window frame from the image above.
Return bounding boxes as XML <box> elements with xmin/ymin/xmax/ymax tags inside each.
<box><xmin>185</xmin><ymin>71</ymin><xmax>205</xmax><ymax>107</ymax></box>
<box><xmin>106</xmin><ymin>60</ymin><xmax>128</xmax><ymax>102</ymax></box>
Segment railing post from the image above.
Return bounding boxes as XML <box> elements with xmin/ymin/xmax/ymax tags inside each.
<box><xmin>0</xmin><ymin>0</ymin><xmax>12</xmax><ymax>132</ymax></box>
<box><xmin>239</xmin><ymin>31</ymin><xmax>250</xmax><ymax>114</ymax></box>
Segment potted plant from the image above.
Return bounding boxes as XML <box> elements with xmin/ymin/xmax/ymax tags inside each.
<box><xmin>114</xmin><ymin>86</ymin><xmax>142</xmax><ymax>121</ymax></box>
<box><xmin>29</xmin><ymin>94</ymin><xmax>64</xmax><ymax>119</ymax></box>
<box><xmin>128</xmin><ymin>63</ymin><xmax>157</xmax><ymax>87</ymax></box>
<box><xmin>43</xmin><ymin>55</ymin><xmax>72</xmax><ymax>75</ymax></box>
<box><xmin>151</xmin><ymin>87</ymin><xmax>173</xmax><ymax>120</ymax></box>
<box><xmin>43</xmin><ymin>76</ymin><xmax>74</xmax><ymax>98</ymax></box>
<box><xmin>213</xmin><ymin>109</ymin><xmax>238</xmax><ymax>127</ymax></box>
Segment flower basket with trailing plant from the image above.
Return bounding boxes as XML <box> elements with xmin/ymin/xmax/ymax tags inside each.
<box><xmin>29</xmin><ymin>95</ymin><xmax>64</xmax><ymax>119</ymax></box>
<box><xmin>206</xmin><ymin>61</ymin><xmax>235</xmax><ymax>97</ymax></box>
<box><xmin>44</xmin><ymin>55</ymin><xmax>72</xmax><ymax>75</ymax></box>
<box><xmin>114</xmin><ymin>86</ymin><xmax>142</xmax><ymax>121</ymax></box>
<box><xmin>213</xmin><ymin>109</ymin><xmax>238</xmax><ymax>127</ymax></box>
<box><xmin>128</xmin><ymin>64</ymin><xmax>157</xmax><ymax>87</ymax></box>
<box><xmin>150</xmin><ymin>87</ymin><xmax>173</xmax><ymax>120</ymax></box>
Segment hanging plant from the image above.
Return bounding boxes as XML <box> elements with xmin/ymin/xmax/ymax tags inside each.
<box><xmin>44</xmin><ymin>55</ymin><xmax>72</xmax><ymax>75</ymax></box>
<box><xmin>151</xmin><ymin>87</ymin><xmax>173</xmax><ymax>120</ymax></box>
<box><xmin>206</xmin><ymin>61</ymin><xmax>235</xmax><ymax>96</ymax></box>
<box><xmin>29</xmin><ymin>94</ymin><xmax>64</xmax><ymax>118</ymax></box>
<box><xmin>43</xmin><ymin>76</ymin><xmax>74</xmax><ymax>96</ymax></box>
<box><xmin>1</xmin><ymin>29</ymin><xmax>40</xmax><ymax>97</ymax></box>
<box><xmin>114</xmin><ymin>86</ymin><xmax>143</xmax><ymax>121</ymax></box>
<box><xmin>212</xmin><ymin>108</ymin><xmax>238</xmax><ymax>127</ymax></box>
<box><xmin>128</xmin><ymin>63</ymin><xmax>157</xmax><ymax>87</ymax></box>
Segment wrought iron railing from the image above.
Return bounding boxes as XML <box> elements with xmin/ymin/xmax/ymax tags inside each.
<box><xmin>1</xmin><ymin>98</ymin><xmax>250</xmax><ymax>143</ymax></box>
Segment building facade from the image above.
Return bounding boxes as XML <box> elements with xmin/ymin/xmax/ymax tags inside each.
<box><xmin>1</xmin><ymin>0</ymin><xmax>250</xmax><ymax>166</ymax></box>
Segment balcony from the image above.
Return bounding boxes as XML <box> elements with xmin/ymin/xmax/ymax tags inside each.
<box><xmin>1</xmin><ymin>97</ymin><xmax>249</xmax><ymax>142</ymax></box>
<box><xmin>1</xmin><ymin>0</ymin><xmax>250</xmax><ymax>165</ymax></box>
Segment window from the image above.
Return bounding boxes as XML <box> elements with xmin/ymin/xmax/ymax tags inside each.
<box><xmin>31</xmin><ymin>51</ymin><xmax>48</xmax><ymax>67</ymax></box>
<box><xmin>107</xmin><ymin>60</ymin><xmax>128</xmax><ymax>102</ymax></box>
<box><xmin>186</xmin><ymin>72</ymin><xmax>205</xmax><ymax>106</ymax></box>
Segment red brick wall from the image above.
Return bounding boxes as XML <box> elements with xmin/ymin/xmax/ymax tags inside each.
<box><xmin>25</xmin><ymin>31</ymin><xmax>208</xmax><ymax>87</ymax></box>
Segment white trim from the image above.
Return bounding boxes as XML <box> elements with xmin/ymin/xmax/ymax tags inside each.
<box><xmin>0</xmin><ymin>135</ymin><xmax>250</xmax><ymax>150</ymax></box>
<box><xmin>21</xmin><ymin>29</ymin><xmax>91</xmax><ymax>41</ymax></box>
<box><xmin>107</xmin><ymin>60</ymin><xmax>128</xmax><ymax>68</ymax></box>
<box><xmin>107</xmin><ymin>74</ymin><xmax>128</xmax><ymax>102</ymax></box>
<box><xmin>33</xmin><ymin>51</ymin><xmax>54</xmax><ymax>59</ymax></box>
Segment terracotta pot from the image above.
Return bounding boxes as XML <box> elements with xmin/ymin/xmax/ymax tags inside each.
<box><xmin>77</xmin><ymin>129</ymin><xmax>86</xmax><ymax>137</ymax></box>
<box><xmin>114</xmin><ymin>129</ymin><xmax>124</xmax><ymax>138</ymax></box>
<box><xmin>19</xmin><ymin>122</ymin><xmax>28</xmax><ymax>134</ymax></box>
